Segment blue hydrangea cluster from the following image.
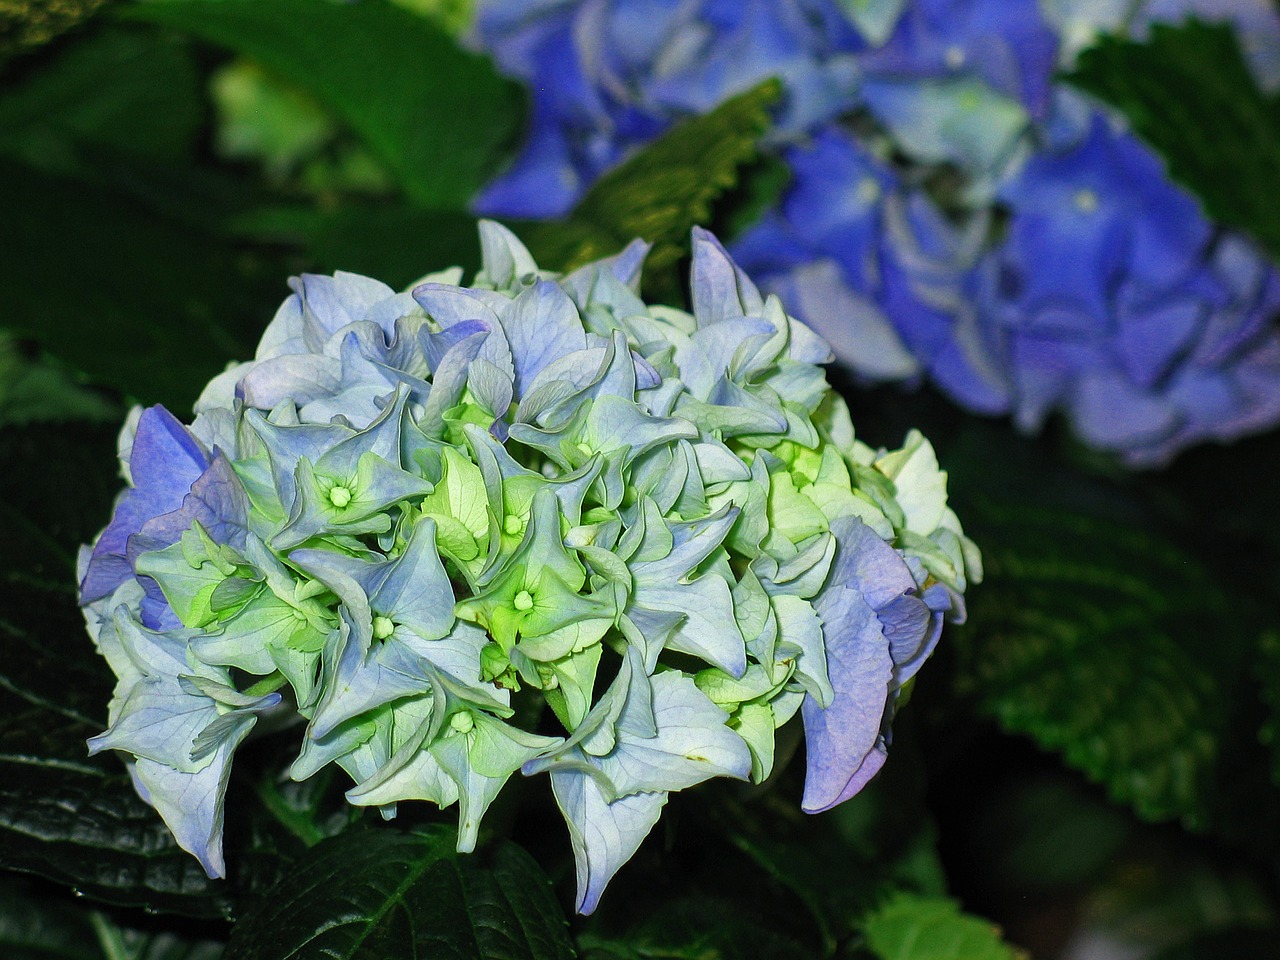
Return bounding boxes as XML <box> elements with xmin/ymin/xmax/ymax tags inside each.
<box><xmin>472</xmin><ymin>0</ymin><xmax>1280</xmax><ymax>464</ymax></box>
<box><xmin>472</xmin><ymin>0</ymin><xmax>866</xmax><ymax>218</ymax></box>
<box><xmin>78</xmin><ymin>223</ymin><xmax>978</xmax><ymax>913</ymax></box>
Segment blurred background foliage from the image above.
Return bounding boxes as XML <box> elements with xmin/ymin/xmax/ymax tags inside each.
<box><xmin>2</xmin><ymin>1</ymin><xmax>1279</xmax><ymax>958</ymax></box>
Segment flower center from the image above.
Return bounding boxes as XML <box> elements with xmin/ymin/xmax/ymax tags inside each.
<box><xmin>372</xmin><ymin>616</ymin><xmax>395</xmax><ymax>640</ymax></box>
<box><xmin>514</xmin><ymin>589</ymin><xmax>534</xmax><ymax>612</ymax></box>
<box><xmin>855</xmin><ymin>176</ymin><xmax>881</xmax><ymax>206</ymax></box>
<box><xmin>328</xmin><ymin>485</ymin><xmax>353</xmax><ymax>508</ymax></box>
<box><xmin>1074</xmin><ymin>188</ymin><xmax>1099</xmax><ymax>214</ymax></box>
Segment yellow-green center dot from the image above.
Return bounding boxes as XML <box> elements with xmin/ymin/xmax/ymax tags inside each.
<box><xmin>503</xmin><ymin>514</ymin><xmax>523</xmax><ymax>536</ymax></box>
<box><xmin>513</xmin><ymin>590</ymin><xmax>534</xmax><ymax>611</ymax></box>
<box><xmin>1074</xmin><ymin>188</ymin><xmax>1099</xmax><ymax>214</ymax></box>
<box><xmin>372</xmin><ymin>616</ymin><xmax>395</xmax><ymax>640</ymax></box>
<box><xmin>328</xmin><ymin>485</ymin><xmax>352</xmax><ymax>508</ymax></box>
<box><xmin>575</xmin><ymin>441</ymin><xmax>593</xmax><ymax>457</ymax></box>
<box><xmin>855</xmin><ymin>176</ymin><xmax>881</xmax><ymax>206</ymax></box>
<box><xmin>450</xmin><ymin>710</ymin><xmax>474</xmax><ymax>734</ymax></box>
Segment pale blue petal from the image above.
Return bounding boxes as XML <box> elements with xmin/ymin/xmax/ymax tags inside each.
<box><xmin>292</xmin><ymin>517</ymin><xmax>455</xmax><ymax>642</ymax></box>
<box><xmin>773</xmin><ymin>594</ymin><xmax>832</xmax><ymax>707</ymax></box>
<box><xmin>690</xmin><ymin>226</ymin><xmax>766</xmax><ymax>326</ymax></box>
<box><xmin>477</xmin><ymin>219</ymin><xmax>541</xmax><ymax>290</ymax></box>
<box><xmin>434</xmin><ymin>713</ymin><xmax>561</xmax><ymax>852</ymax></box>
<box><xmin>131</xmin><ymin>725</ymin><xmax>255</xmax><ymax>879</ymax></box>
<box><xmin>498</xmin><ymin>279</ymin><xmax>588</xmax><ymax>396</ymax></box>
<box><xmin>629</xmin><ymin>575</ymin><xmax>745</xmax><ymax>677</ymax></box>
<box><xmin>550</xmin><ymin>770</ymin><xmax>666</xmax><ymax>915</ymax></box>
<box><xmin>238</xmin><ymin>353</ymin><xmax>343</xmax><ymax>412</ymax></box>
<box><xmin>82</xmin><ymin>407</ymin><xmax>209</xmax><ymax>603</ymax></box>
<box><xmin>597</xmin><ymin>670</ymin><xmax>751</xmax><ymax>795</ymax></box>
<box><xmin>800</xmin><ymin>583</ymin><xmax>892</xmax><ymax>813</ymax></box>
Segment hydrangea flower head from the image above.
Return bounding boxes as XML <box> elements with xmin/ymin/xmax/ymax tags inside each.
<box><xmin>855</xmin><ymin>0</ymin><xmax>1059</xmax><ymax>191</ymax></box>
<box><xmin>977</xmin><ymin>114</ymin><xmax>1280</xmax><ymax>463</ymax></box>
<box><xmin>732</xmin><ymin>127</ymin><xmax>1005</xmax><ymax>411</ymax></box>
<box><xmin>79</xmin><ymin>222</ymin><xmax>978</xmax><ymax>911</ymax></box>
<box><xmin>472</xmin><ymin>0</ymin><xmax>865</xmax><ymax>218</ymax></box>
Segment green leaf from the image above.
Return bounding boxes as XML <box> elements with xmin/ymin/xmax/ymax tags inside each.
<box><xmin>718</xmin><ymin>828</ymin><xmax>883</xmax><ymax>958</ymax></box>
<box><xmin>681</xmin><ymin>728</ymin><xmax>943</xmax><ymax>959</ymax></box>
<box><xmin>578</xmin><ymin>895</ymin><xmax>813</xmax><ymax>960</ymax></box>
<box><xmin>0</xmin><ymin>158</ymin><xmax>281</xmax><ymax>410</ymax></box>
<box><xmin>963</xmin><ymin>773</ymin><xmax>1131</xmax><ymax>901</ymax></box>
<box><xmin>520</xmin><ymin>80</ymin><xmax>779</xmax><ymax>290</ymax></box>
<box><xmin>0</xmin><ymin>335</ymin><xmax>119</xmax><ymax>427</ymax></box>
<box><xmin>87</xmin><ymin>911</ymin><xmax>226</xmax><ymax>960</ymax></box>
<box><xmin>955</xmin><ymin>501</ymin><xmax>1227</xmax><ymax>824</ymax></box>
<box><xmin>0</xmin><ymin>423</ymin><xmax>230</xmax><ymax>917</ymax></box>
<box><xmin>937</xmin><ymin>419</ymin><xmax>1280</xmax><ymax>843</ymax></box>
<box><xmin>0</xmin><ymin>26</ymin><xmax>201</xmax><ymax>175</ymax></box>
<box><xmin>228</xmin><ymin>201</ymin><xmax>482</xmax><ymax>288</ymax></box>
<box><xmin>127</xmin><ymin>0</ymin><xmax>523</xmax><ymax>210</ymax></box>
<box><xmin>0</xmin><ymin>876</ymin><xmax>101</xmax><ymax>960</ymax></box>
<box><xmin>861</xmin><ymin>894</ymin><xmax>1026</xmax><ymax>960</ymax></box>
<box><xmin>253</xmin><ymin>766</ymin><xmax>360</xmax><ymax>853</ymax></box>
<box><xmin>209</xmin><ymin>58</ymin><xmax>343</xmax><ymax>180</ymax></box>
<box><xmin>1151</xmin><ymin>928</ymin><xmax>1280</xmax><ymax>960</ymax></box>
<box><xmin>0</xmin><ymin>0</ymin><xmax>110</xmax><ymax>61</ymax></box>
<box><xmin>0</xmin><ymin>875</ymin><xmax>227</xmax><ymax>960</ymax></box>
<box><xmin>223</xmin><ymin>826</ymin><xmax>576</xmax><ymax>960</ymax></box>
<box><xmin>389</xmin><ymin>0</ymin><xmax>477</xmax><ymax>35</ymax></box>
<box><xmin>1064</xmin><ymin>20</ymin><xmax>1280</xmax><ymax>261</ymax></box>
<box><xmin>1258</xmin><ymin>631</ymin><xmax>1280</xmax><ymax>788</ymax></box>
<box><xmin>711</xmin><ymin>153</ymin><xmax>792</xmax><ymax>242</ymax></box>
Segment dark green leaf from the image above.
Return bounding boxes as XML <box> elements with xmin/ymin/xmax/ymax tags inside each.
<box><xmin>0</xmin><ymin>334</ymin><xmax>119</xmax><ymax>427</ymax></box>
<box><xmin>126</xmin><ymin>0</ymin><xmax>523</xmax><ymax>210</ymax></box>
<box><xmin>275</xmin><ymin>203</ymin><xmax>480</xmax><ymax>290</ymax></box>
<box><xmin>252</xmin><ymin>766</ymin><xmax>361</xmax><ymax>852</ymax></box>
<box><xmin>0</xmin><ymin>876</ymin><xmax>102</xmax><ymax>960</ymax></box>
<box><xmin>1151</xmin><ymin>928</ymin><xmax>1280</xmax><ymax>960</ymax></box>
<box><xmin>87</xmin><ymin>910</ymin><xmax>226</xmax><ymax>960</ymax></box>
<box><xmin>1</xmin><ymin>159</ymin><xmax>281</xmax><ymax>410</ymax></box>
<box><xmin>229</xmin><ymin>200</ymin><xmax>482</xmax><ymax>291</ymax></box>
<box><xmin>0</xmin><ymin>0</ymin><xmax>111</xmax><ymax>61</ymax></box>
<box><xmin>861</xmin><ymin>894</ymin><xmax>1026</xmax><ymax>960</ymax></box>
<box><xmin>940</xmin><ymin>419</ymin><xmax>1280</xmax><ymax>841</ymax></box>
<box><xmin>0</xmin><ymin>875</ymin><xmax>227</xmax><ymax>960</ymax></box>
<box><xmin>712</xmin><ymin>153</ymin><xmax>792</xmax><ymax>241</ymax></box>
<box><xmin>721</xmin><ymin>829</ymin><xmax>882</xmax><ymax>957</ymax></box>
<box><xmin>955</xmin><ymin>501</ymin><xmax>1224</xmax><ymax>823</ymax></box>
<box><xmin>1065</xmin><ymin>20</ymin><xmax>1280</xmax><ymax>260</ymax></box>
<box><xmin>0</xmin><ymin>423</ymin><xmax>230</xmax><ymax>917</ymax></box>
<box><xmin>1258</xmin><ymin>631</ymin><xmax>1280</xmax><ymax>787</ymax></box>
<box><xmin>578</xmin><ymin>895</ymin><xmax>813</xmax><ymax>960</ymax></box>
<box><xmin>520</xmin><ymin>80</ymin><xmax>779</xmax><ymax>290</ymax></box>
<box><xmin>963</xmin><ymin>774</ymin><xmax>1131</xmax><ymax>900</ymax></box>
<box><xmin>690</xmin><ymin>742</ymin><xmax>940</xmax><ymax>959</ymax></box>
<box><xmin>224</xmin><ymin>826</ymin><xmax>576</xmax><ymax>960</ymax></box>
<box><xmin>1066</xmin><ymin>837</ymin><xmax>1273</xmax><ymax>957</ymax></box>
<box><xmin>0</xmin><ymin>25</ymin><xmax>201</xmax><ymax>173</ymax></box>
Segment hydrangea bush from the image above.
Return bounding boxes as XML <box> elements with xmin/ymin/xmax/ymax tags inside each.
<box><xmin>77</xmin><ymin>223</ymin><xmax>978</xmax><ymax>913</ymax></box>
<box><xmin>472</xmin><ymin>0</ymin><xmax>1280</xmax><ymax>465</ymax></box>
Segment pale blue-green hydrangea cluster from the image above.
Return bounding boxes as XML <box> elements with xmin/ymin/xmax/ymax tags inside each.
<box><xmin>77</xmin><ymin>223</ymin><xmax>979</xmax><ymax>913</ymax></box>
